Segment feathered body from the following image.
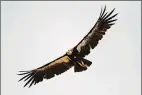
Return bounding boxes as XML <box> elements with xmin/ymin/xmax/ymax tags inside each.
<box><xmin>18</xmin><ymin>6</ymin><xmax>118</xmax><ymax>87</ymax></box>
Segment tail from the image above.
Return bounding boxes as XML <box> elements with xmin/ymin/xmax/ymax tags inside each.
<box><xmin>74</xmin><ymin>58</ymin><xmax>92</xmax><ymax>72</ymax></box>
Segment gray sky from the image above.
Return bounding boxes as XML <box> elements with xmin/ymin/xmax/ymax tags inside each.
<box><xmin>1</xmin><ymin>1</ymin><xmax>141</xmax><ymax>95</ymax></box>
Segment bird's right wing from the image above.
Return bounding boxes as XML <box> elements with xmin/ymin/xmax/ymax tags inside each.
<box><xmin>18</xmin><ymin>55</ymin><xmax>74</xmax><ymax>88</ymax></box>
<box><xmin>74</xmin><ymin>6</ymin><xmax>118</xmax><ymax>57</ymax></box>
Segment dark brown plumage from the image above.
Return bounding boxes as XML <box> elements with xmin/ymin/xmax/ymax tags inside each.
<box><xmin>18</xmin><ymin>6</ymin><xmax>118</xmax><ymax>88</ymax></box>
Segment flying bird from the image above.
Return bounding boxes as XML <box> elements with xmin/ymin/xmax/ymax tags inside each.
<box><xmin>18</xmin><ymin>6</ymin><xmax>118</xmax><ymax>88</ymax></box>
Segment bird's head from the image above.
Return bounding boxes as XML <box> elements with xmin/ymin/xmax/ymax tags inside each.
<box><xmin>66</xmin><ymin>49</ymin><xmax>73</xmax><ymax>55</ymax></box>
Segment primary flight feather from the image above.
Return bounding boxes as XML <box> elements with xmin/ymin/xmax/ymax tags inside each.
<box><xmin>18</xmin><ymin>6</ymin><xmax>118</xmax><ymax>88</ymax></box>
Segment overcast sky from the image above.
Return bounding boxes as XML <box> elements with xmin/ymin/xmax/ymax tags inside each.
<box><xmin>1</xmin><ymin>1</ymin><xmax>141</xmax><ymax>95</ymax></box>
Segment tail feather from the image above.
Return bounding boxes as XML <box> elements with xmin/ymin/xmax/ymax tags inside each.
<box><xmin>82</xmin><ymin>58</ymin><xmax>92</xmax><ymax>67</ymax></box>
<box><xmin>74</xmin><ymin>58</ymin><xmax>92</xmax><ymax>72</ymax></box>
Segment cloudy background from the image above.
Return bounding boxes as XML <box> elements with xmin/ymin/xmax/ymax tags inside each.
<box><xmin>1</xmin><ymin>1</ymin><xmax>141</xmax><ymax>95</ymax></box>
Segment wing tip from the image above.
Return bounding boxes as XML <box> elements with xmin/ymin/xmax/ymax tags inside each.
<box><xmin>100</xmin><ymin>5</ymin><xmax>118</xmax><ymax>17</ymax></box>
<box><xmin>99</xmin><ymin>6</ymin><xmax>118</xmax><ymax>23</ymax></box>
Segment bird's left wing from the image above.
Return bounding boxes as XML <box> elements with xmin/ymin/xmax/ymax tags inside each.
<box><xmin>74</xmin><ymin>6</ymin><xmax>118</xmax><ymax>57</ymax></box>
<box><xmin>18</xmin><ymin>55</ymin><xmax>74</xmax><ymax>88</ymax></box>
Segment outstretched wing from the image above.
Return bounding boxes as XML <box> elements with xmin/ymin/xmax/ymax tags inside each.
<box><xmin>75</xmin><ymin>6</ymin><xmax>118</xmax><ymax>57</ymax></box>
<box><xmin>18</xmin><ymin>55</ymin><xmax>74</xmax><ymax>88</ymax></box>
